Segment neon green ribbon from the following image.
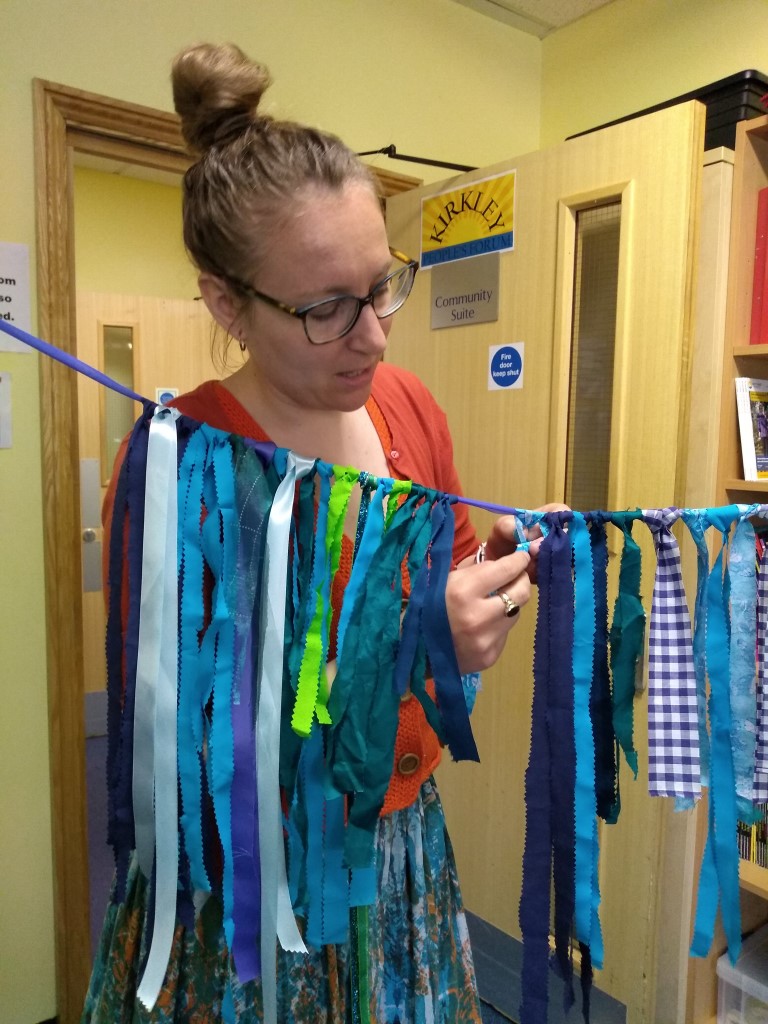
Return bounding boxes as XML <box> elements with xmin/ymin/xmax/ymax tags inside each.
<box><xmin>292</xmin><ymin>466</ymin><xmax>359</xmax><ymax>735</ymax></box>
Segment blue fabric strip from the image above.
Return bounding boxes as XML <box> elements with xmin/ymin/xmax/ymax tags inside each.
<box><xmin>229</xmin><ymin>438</ymin><xmax>272</xmax><ymax>982</ymax></box>
<box><xmin>587</xmin><ymin>516</ymin><xmax>616</xmax><ymax>822</ymax></box>
<box><xmin>106</xmin><ymin>411</ymin><xmax>150</xmax><ymax>897</ymax></box>
<box><xmin>519</xmin><ymin>526</ymin><xmax>556</xmax><ymax>1024</ymax></box>
<box><xmin>0</xmin><ymin>318</ymin><xmax>148</xmax><ymax>402</ymax></box>
<box><xmin>207</xmin><ymin>439</ymin><xmax>239</xmax><ymax>956</ymax></box>
<box><xmin>421</xmin><ymin>496</ymin><xmax>479</xmax><ymax>763</ymax></box>
<box><xmin>546</xmin><ymin>515</ymin><xmax>576</xmax><ymax>1014</ymax></box>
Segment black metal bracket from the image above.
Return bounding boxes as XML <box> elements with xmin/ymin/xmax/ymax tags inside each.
<box><xmin>357</xmin><ymin>144</ymin><xmax>476</xmax><ymax>173</ymax></box>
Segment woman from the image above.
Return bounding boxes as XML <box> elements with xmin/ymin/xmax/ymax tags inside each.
<box><xmin>83</xmin><ymin>41</ymin><xmax>539</xmax><ymax>1024</ymax></box>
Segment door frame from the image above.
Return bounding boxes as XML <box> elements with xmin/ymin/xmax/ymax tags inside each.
<box><xmin>33</xmin><ymin>78</ymin><xmax>419</xmax><ymax>1023</ymax></box>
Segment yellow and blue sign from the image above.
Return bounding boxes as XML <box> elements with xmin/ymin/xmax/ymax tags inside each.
<box><xmin>421</xmin><ymin>171</ymin><xmax>515</xmax><ymax>268</ymax></box>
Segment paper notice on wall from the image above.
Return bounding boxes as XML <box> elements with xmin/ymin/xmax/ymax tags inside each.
<box><xmin>0</xmin><ymin>242</ymin><xmax>32</xmax><ymax>353</ymax></box>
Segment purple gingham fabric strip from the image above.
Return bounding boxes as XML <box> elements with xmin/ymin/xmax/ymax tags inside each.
<box><xmin>755</xmin><ymin>536</ymin><xmax>768</xmax><ymax>801</ymax></box>
<box><xmin>642</xmin><ymin>508</ymin><xmax>701</xmax><ymax>800</ymax></box>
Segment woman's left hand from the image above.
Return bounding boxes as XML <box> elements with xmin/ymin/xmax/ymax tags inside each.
<box><xmin>445</xmin><ymin>504</ymin><xmax>570</xmax><ymax>673</ymax></box>
<box><xmin>445</xmin><ymin>546</ymin><xmax>537</xmax><ymax>675</ymax></box>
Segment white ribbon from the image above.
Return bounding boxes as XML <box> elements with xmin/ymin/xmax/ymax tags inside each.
<box><xmin>133</xmin><ymin>406</ymin><xmax>181</xmax><ymax>1009</ymax></box>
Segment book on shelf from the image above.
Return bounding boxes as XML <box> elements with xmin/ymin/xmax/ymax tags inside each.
<box><xmin>735</xmin><ymin>376</ymin><xmax>768</xmax><ymax>480</ymax></box>
<box><xmin>750</xmin><ymin>187</ymin><xmax>768</xmax><ymax>344</ymax></box>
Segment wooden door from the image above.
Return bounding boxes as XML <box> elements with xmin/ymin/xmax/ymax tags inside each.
<box><xmin>76</xmin><ymin>291</ymin><xmax>227</xmax><ymax>699</ymax></box>
<box><xmin>385</xmin><ymin>101</ymin><xmax>706</xmax><ymax>1021</ymax></box>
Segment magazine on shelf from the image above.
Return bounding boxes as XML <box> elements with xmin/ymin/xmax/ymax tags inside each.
<box><xmin>735</xmin><ymin>377</ymin><xmax>768</xmax><ymax>480</ymax></box>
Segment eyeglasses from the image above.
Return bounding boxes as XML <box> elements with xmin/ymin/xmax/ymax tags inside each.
<box><xmin>232</xmin><ymin>247</ymin><xmax>419</xmax><ymax>345</ymax></box>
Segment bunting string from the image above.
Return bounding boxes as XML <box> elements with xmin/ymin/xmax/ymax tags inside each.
<box><xmin>6</xmin><ymin>317</ymin><xmax>768</xmax><ymax>1024</ymax></box>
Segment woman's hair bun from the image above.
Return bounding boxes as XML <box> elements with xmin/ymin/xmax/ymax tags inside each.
<box><xmin>171</xmin><ymin>42</ymin><xmax>272</xmax><ymax>154</ymax></box>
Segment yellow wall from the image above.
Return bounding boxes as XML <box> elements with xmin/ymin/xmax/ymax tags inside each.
<box><xmin>73</xmin><ymin>167</ymin><xmax>198</xmax><ymax>298</ymax></box>
<box><xmin>541</xmin><ymin>0</ymin><xmax>768</xmax><ymax>147</ymax></box>
<box><xmin>0</xmin><ymin>3</ymin><xmax>538</xmax><ymax>1020</ymax></box>
<box><xmin>2</xmin><ymin>0</ymin><xmax>767</xmax><ymax>1019</ymax></box>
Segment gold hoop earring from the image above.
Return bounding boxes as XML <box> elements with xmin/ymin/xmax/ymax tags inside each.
<box><xmin>239</xmin><ymin>339</ymin><xmax>246</xmax><ymax>353</ymax></box>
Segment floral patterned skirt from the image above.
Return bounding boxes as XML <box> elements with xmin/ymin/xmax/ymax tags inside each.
<box><xmin>82</xmin><ymin>778</ymin><xmax>482</xmax><ymax>1024</ymax></box>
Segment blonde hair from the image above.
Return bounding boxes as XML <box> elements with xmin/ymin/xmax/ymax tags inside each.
<box><xmin>171</xmin><ymin>42</ymin><xmax>378</xmax><ymax>293</ymax></box>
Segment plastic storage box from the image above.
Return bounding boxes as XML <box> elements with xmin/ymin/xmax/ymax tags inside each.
<box><xmin>717</xmin><ymin>923</ymin><xmax>768</xmax><ymax>1023</ymax></box>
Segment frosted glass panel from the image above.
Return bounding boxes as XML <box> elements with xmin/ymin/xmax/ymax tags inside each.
<box><xmin>102</xmin><ymin>324</ymin><xmax>135</xmax><ymax>479</ymax></box>
<box><xmin>565</xmin><ymin>202</ymin><xmax>621</xmax><ymax>512</ymax></box>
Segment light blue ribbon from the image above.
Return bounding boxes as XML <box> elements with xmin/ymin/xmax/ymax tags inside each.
<box><xmin>729</xmin><ymin>508</ymin><xmax>760</xmax><ymax>820</ymax></box>
<box><xmin>134</xmin><ymin>407</ymin><xmax>180</xmax><ymax>1009</ymax></box>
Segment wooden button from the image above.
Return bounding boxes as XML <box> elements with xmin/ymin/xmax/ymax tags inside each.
<box><xmin>397</xmin><ymin>753</ymin><xmax>420</xmax><ymax>775</ymax></box>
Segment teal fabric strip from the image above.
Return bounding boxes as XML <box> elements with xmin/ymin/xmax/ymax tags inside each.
<box><xmin>608</xmin><ymin>520</ymin><xmax>644</xmax><ymax>782</ymax></box>
<box><xmin>571</xmin><ymin>514</ymin><xmax>603</xmax><ymax>967</ymax></box>
<box><xmin>135</xmin><ymin>406</ymin><xmax>180</xmax><ymax>1009</ymax></box>
<box><xmin>691</xmin><ymin>532</ymin><xmax>742</xmax><ymax>961</ymax></box>
<box><xmin>336</xmin><ymin>477</ymin><xmax>392</xmax><ymax>658</ymax></box>
<box><xmin>177</xmin><ymin>427</ymin><xmax>213</xmax><ymax>893</ymax></box>
<box><xmin>328</xmin><ymin>489</ymin><xmax>432</xmax><ymax>868</ymax></box>
<box><xmin>302</xmin><ymin>725</ymin><xmax>350</xmax><ymax>945</ymax></box>
<box><xmin>209</xmin><ymin>438</ymin><xmax>241</xmax><ymax>957</ymax></box>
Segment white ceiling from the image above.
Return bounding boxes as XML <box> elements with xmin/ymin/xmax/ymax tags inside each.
<box><xmin>450</xmin><ymin>0</ymin><xmax>619</xmax><ymax>38</ymax></box>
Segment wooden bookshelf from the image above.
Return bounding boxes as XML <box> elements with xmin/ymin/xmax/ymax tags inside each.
<box><xmin>718</xmin><ymin>114</ymin><xmax>768</xmax><ymax>901</ymax></box>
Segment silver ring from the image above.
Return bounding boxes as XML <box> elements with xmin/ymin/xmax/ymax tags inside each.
<box><xmin>496</xmin><ymin>590</ymin><xmax>520</xmax><ymax>619</ymax></box>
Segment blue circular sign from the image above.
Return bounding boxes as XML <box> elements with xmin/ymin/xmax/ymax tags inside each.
<box><xmin>490</xmin><ymin>346</ymin><xmax>522</xmax><ymax>388</ymax></box>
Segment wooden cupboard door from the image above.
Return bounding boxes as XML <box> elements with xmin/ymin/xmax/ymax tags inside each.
<box><xmin>385</xmin><ymin>101</ymin><xmax>706</xmax><ymax>1021</ymax></box>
